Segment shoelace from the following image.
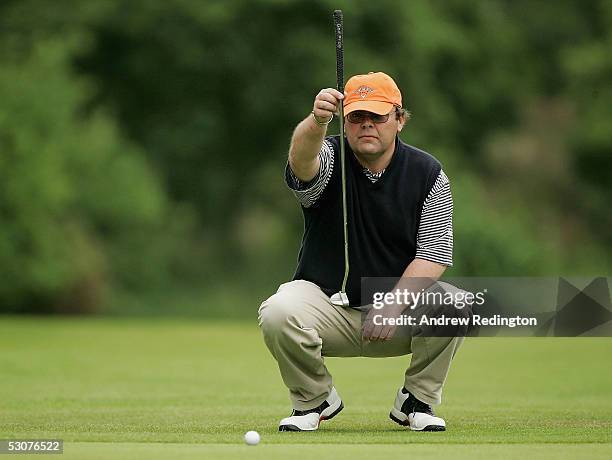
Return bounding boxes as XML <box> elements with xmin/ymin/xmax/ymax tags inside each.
<box><xmin>292</xmin><ymin>400</ymin><xmax>329</xmax><ymax>417</ymax></box>
<box><xmin>412</xmin><ymin>399</ymin><xmax>434</xmax><ymax>416</ymax></box>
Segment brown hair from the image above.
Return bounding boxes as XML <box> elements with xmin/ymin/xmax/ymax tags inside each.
<box><xmin>395</xmin><ymin>105</ymin><xmax>411</xmax><ymax>121</ymax></box>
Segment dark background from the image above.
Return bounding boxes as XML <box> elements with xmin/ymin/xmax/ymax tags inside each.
<box><xmin>1</xmin><ymin>0</ymin><xmax>610</xmax><ymax>316</ymax></box>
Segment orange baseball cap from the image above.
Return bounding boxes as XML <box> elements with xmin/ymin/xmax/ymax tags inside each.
<box><xmin>343</xmin><ymin>72</ymin><xmax>402</xmax><ymax>116</ymax></box>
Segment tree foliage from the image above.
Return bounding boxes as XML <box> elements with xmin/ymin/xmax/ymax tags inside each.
<box><xmin>0</xmin><ymin>0</ymin><xmax>610</xmax><ymax>313</ymax></box>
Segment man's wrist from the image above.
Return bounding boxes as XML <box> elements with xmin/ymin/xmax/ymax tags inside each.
<box><xmin>311</xmin><ymin>111</ymin><xmax>333</xmax><ymax>126</ymax></box>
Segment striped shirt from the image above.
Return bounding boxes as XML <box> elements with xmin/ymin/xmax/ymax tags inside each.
<box><xmin>287</xmin><ymin>140</ymin><xmax>453</xmax><ymax>266</ymax></box>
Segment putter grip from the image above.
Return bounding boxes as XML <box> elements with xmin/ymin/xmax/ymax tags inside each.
<box><xmin>333</xmin><ymin>10</ymin><xmax>344</xmax><ymax>92</ymax></box>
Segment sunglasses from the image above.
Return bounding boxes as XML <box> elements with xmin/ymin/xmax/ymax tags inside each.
<box><xmin>346</xmin><ymin>110</ymin><xmax>394</xmax><ymax>124</ymax></box>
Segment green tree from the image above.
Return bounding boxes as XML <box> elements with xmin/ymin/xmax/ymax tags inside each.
<box><xmin>0</xmin><ymin>37</ymin><xmax>189</xmax><ymax>312</ymax></box>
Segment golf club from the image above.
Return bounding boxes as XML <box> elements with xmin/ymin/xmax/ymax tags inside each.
<box><xmin>330</xmin><ymin>9</ymin><xmax>350</xmax><ymax>308</ymax></box>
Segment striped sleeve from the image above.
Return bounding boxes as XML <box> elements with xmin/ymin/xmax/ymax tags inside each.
<box><xmin>284</xmin><ymin>139</ymin><xmax>335</xmax><ymax>208</ymax></box>
<box><xmin>415</xmin><ymin>170</ymin><xmax>454</xmax><ymax>267</ymax></box>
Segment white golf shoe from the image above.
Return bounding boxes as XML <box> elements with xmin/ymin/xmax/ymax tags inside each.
<box><xmin>278</xmin><ymin>387</ymin><xmax>344</xmax><ymax>432</ymax></box>
<box><xmin>389</xmin><ymin>387</ymin><xmax>446</xmax><ymax>431</ymax></box>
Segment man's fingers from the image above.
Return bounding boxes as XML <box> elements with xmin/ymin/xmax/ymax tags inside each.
<box><xmin>314</xmin><ymin>100</ymin><xmax>337</xmax><ymax>115</ymax></box>
<box><xmin>317</xmin><ymin>88</ymin><xmax>344</xmax><ymax>104</ymax></box>
<box><xmin>364</xmin><ymin>322</ymin><xmax>396</xmax><ymax>341</ymax></box>
<box><xmin>362</xmin><ymin>312</ymin><xmax>376</xmax><ymax>339</ymax></box>
<box><xmin>313</xmin><ymin>88</ymin><xmax>344</xmax><ymax>120</ymax></box>
<box><xmin>369</xmin><ymin>323</ymin><xmax>384</xmax><ymax>341</ymax></box>
<box><xmin>382</xmin><ymin>325</ymin><xmax>396</xmax><ymax>341</ymax></box>
<box><xmin>321</xmin><ymin>88</ymin><xmax>344</xmax><ymax>101</ymax></box>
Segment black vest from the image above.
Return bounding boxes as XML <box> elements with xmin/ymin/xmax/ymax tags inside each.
<box><xmin>290</xmin><ymin>135</ymin><xmax>442</xmax><ymax>306</ymax></box>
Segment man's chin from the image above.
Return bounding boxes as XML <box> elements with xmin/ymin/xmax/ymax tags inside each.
<box><xmin>355</xmin><ymin>147</ymin><xmax>383</xmax><ymax>159</ymax></box>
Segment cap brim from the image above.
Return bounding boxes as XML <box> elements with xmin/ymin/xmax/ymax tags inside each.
<box><xmin>344</xmin><ymin>100</ymin><xmax>394</xmax><ymax>116</ymax></box>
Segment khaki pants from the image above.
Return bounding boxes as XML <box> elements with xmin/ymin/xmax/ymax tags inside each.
<box><xmin>258</xmin><ymin>280</ymin><xmax>464</xmax><ymax>411</ymax></box>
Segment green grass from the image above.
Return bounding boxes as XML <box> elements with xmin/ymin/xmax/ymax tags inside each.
<box><xmin>0</xmin><ymin>317</ymin><xmax>611</xmax><ymax>459</ymax></box>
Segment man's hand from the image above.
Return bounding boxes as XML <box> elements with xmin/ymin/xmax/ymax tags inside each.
<box><xmin>288</xmin><ymin>88</ymin><xmax>345</xmax><ymax>183</ymax></box>
<box><xmin>362</xmin><ymin>303</ymin><xmax>407</xmax><ymax>342</ymax></box>
<box><xmin>312</xmin><ymin>88</ymin><xmax>344</xmax><ymax>123</ymax></box>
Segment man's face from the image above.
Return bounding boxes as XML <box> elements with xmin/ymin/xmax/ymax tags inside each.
<box><xmin>344</xmin><ymin>108</ymin><xmax>405</xmax><ymax>160</ymax></box>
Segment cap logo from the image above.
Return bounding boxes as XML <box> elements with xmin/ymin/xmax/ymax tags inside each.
<box><xmin>354</xmin><ymin>85</ymin><xmax>374</xmax><ymax>99</ymax></box>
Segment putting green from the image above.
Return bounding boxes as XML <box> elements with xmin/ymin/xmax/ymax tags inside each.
<box><xmin>1</xmin><ymin>317</ymin><xmax>610</xmax><ymax>459</ymax></box>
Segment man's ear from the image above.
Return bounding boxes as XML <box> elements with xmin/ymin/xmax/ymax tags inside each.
<box><xmin>397</xmin><ymin>116</ymin><xmax>406</xmax><ymax>132</ymax></box>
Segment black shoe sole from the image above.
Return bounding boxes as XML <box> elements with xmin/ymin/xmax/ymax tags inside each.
<box><xmin>320</xmin><ymin>401</ymin><xmax>344</xmax><ymax>421</ymax></box>
<box><xmin>421</xmin><ymin>425</ymin><xmax>446</xmax><ymax>432</ymax></box>
<box><xmin>279</xmin><ymin>401</ymin><xmax>344</xmax><ymax>432</ymax></box>
<box><xmin>389</xmin><ymin>412</ymin><xmax>446</xmax><ymax>431</ymax></box>
<box><xmin>278</xmin><ymin>424</ymin><xmax>301</xmax><ymax>432</ymax></box>
<box><xmin>389</xmin><ymin>411</ymin><xmax>409</xmax><ymax>426</ymax></box>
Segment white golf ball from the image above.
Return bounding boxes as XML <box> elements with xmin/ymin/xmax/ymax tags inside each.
<box><xmin>244</xmin><ymin>430</ymin><xmax>260</xmax><ymax>446</ymax></box>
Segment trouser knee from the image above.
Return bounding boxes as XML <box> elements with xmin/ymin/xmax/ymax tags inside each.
<box><xmin>258</xmin><ymin>291</ymin><xmax>298</xmax><ymax>338</ymax></box>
